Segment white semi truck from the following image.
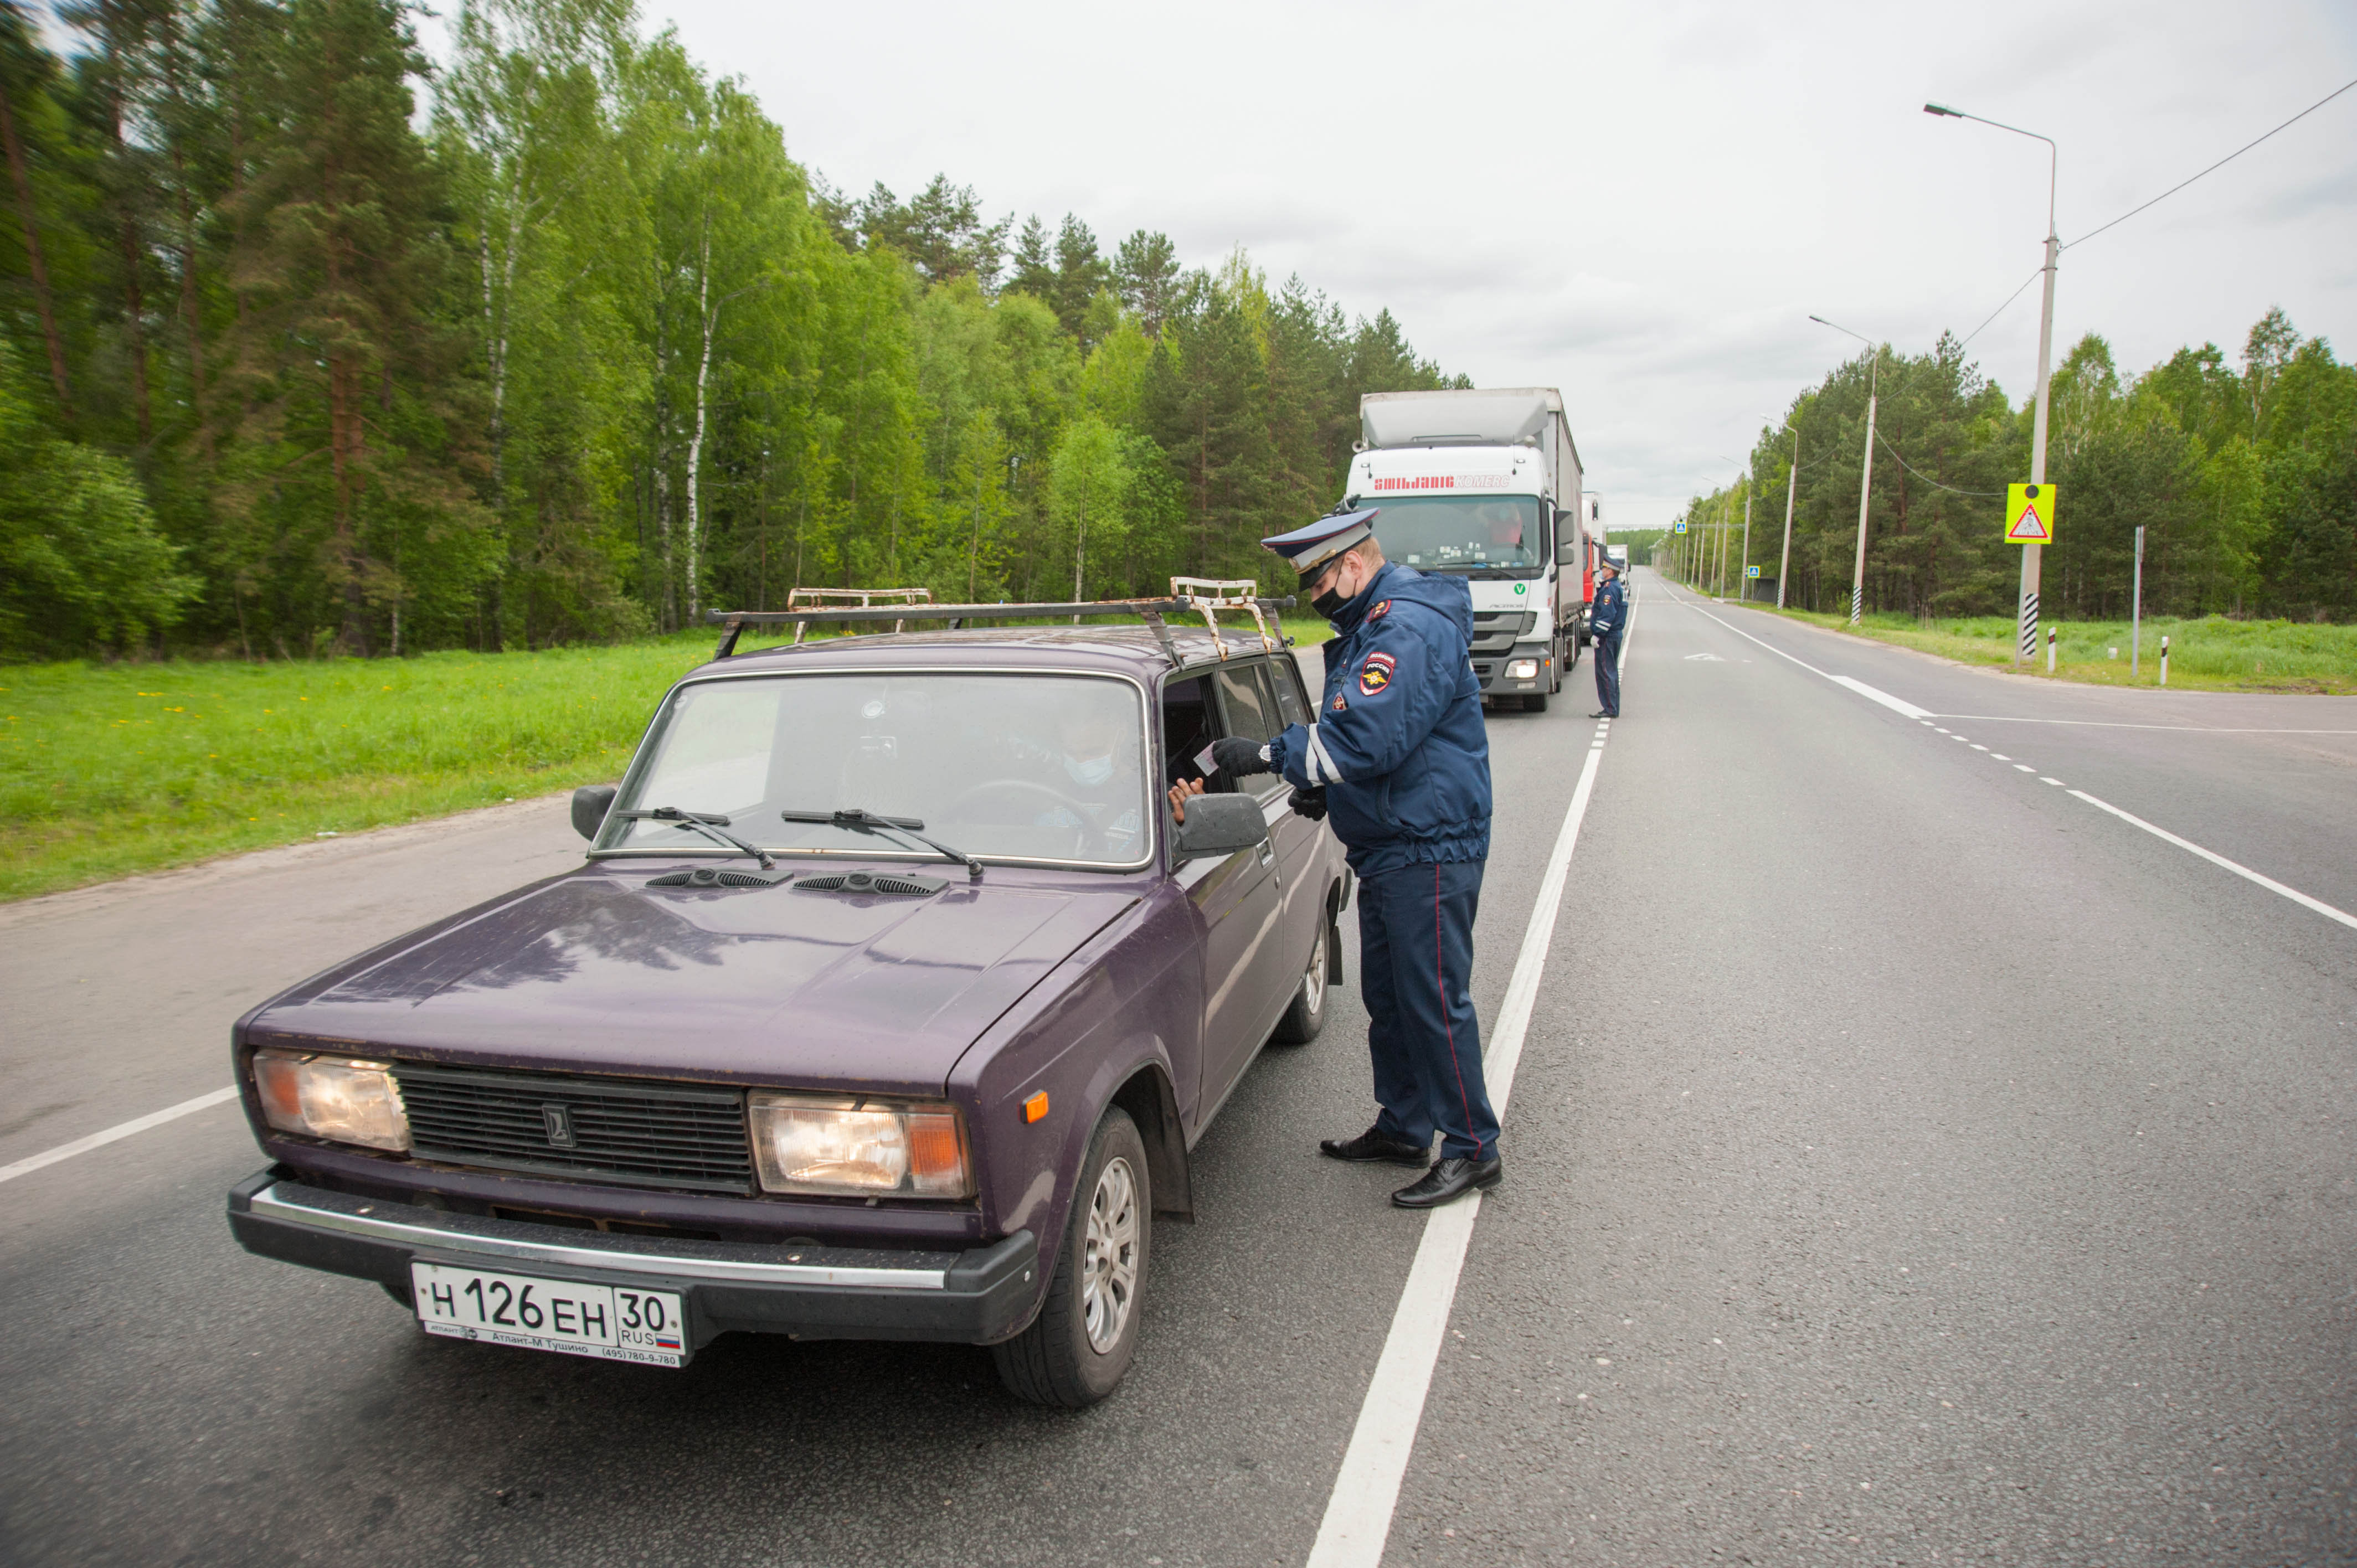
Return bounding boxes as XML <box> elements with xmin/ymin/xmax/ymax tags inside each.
<box><xmin>1344</xmin><ymin>388</ymin><xmax>1593</xmax><ymax>711</ymax></box>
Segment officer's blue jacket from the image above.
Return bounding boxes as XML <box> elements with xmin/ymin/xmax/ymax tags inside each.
<box><xmin>1590</xmin><ymin>574</ymin><xmax>1627</xmax><ymax>641</ymax></box>
<box><xmin>1267</xmin><ymin>561</ymin><xmax>1491</xmax><ymax>876</ymax></box>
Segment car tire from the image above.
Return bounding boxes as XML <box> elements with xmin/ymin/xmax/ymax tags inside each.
<box><xmin>1270</xmin><ymin>899</ymin><xmax>1333</xmax><ymax>1044</ymax></box>
<box><xmin>992</xmin><ymin>1107</ymin><xmax>1151</xmax><ymax>1409</ymax></box>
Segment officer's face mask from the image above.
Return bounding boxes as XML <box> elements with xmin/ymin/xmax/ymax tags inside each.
<box><xmin>1063</xmin><ymin>751</ymin><xmax>1114</xmax><ymax>787</ymax></box>
<box><xmin>1309</xmin><ymin>561</ymin><xmax>1351</xmax><ymax>620</ymax></box>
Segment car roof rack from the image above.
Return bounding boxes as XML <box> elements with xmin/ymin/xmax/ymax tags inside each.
<box><xmin>706</xmin><ymin>578</ymin><xmax>1295</xmax><ymax>666</ymax></box>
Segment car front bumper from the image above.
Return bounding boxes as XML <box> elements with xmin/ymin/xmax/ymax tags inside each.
<box><xmin>227</xmin><ymin>1169</ymin><xmax>1040</xmax><ymax>1349</ymax></box>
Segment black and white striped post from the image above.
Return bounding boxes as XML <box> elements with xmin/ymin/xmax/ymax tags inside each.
<box><xmin>2160</xmin><ymin>634</ymin><xmax>2170</xmax><ymax>687</ymax></box>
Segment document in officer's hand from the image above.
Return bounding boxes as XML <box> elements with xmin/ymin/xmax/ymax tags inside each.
<box><xmin>1195</xmin><ymin>745</ymin><xmax>1219</xmax><ymax>776</ymax></box>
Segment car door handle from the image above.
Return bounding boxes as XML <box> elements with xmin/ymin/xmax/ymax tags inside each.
<box><xmin>1257</xmin><ymin>842</ymin><xmax>1275</xmax><ymax>867</ymax></box>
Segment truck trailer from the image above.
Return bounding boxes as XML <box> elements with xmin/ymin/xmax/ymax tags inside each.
<box><xmin>1344</xmin><ymin>388</ymin><xmax>1592</xmax><ymax>711</ymax></box>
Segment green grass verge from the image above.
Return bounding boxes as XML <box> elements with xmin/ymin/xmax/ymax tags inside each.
<box><xmin>1712</xmin><ymin>600</ymin><xmax>2357</xmax><ymax>694</ymax></box>
<box><xmin>0</xmin><ymin>632</ymin><xmax>724</xmax><ymax>901</ymax></box>
<box><xmin>2</xmin><ymin>615</ymin><xmax>1337</xmax><ymax>902</ymax></box>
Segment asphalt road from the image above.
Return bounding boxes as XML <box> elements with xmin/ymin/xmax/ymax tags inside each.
<box><xmin>2</xmin><ymin>576</ymin><xmax>2351</xmax><ymax>1566</ymax></box>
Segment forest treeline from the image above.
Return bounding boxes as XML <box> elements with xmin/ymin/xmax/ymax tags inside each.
<box><xmin>0</xmin><ymin>0</ymin><xmax>1462</xmax><ymax>661</ymax></box>
<box><xmin>1674</xmin><ymin>309</ymin><xmax>2356</xmax><ymax>622</ymax></box>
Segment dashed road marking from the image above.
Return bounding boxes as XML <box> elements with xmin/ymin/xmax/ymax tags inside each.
<box><xmin>1663</xmin><ymin>582</ymin><xmax>2350</xmax><ymax>936</ymax></box>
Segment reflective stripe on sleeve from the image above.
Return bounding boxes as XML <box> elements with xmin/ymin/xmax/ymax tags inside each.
<box><xmin>1306</xmin><ymin>725</ymin><xmax>1344</xmax><ymax>785</ymax></box>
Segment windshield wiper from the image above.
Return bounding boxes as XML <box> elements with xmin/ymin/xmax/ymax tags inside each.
<box><xmin>615</xmin><ymin>806</ymin><xmax>775</xmax><ymax>870</ymax></box>
<box><xmin>780</xmin><ymin>807</ymin><xmax>984</xmax><ymax>883</ymax></box>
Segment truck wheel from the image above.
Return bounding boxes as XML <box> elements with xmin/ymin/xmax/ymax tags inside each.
<box><xmin>993</xmin><ymin>1107</ymin><xmax>1151</xmax><ymax>1408</ymax></box>
<box><xmin>1271</xmin><ymin>900</ymin><xmax>1333</xmax><ymax>1044</ymax></box>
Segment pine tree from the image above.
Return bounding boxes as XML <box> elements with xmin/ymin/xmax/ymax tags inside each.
<box><xmin>215</xmin><ymin>0</ymin><xmax>487</xmax><ymax>653</ymax></box>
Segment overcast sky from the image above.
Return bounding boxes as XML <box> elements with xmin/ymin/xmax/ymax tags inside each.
<box><xmin>482</xmin><ymin>0</ymin><xmax>2357</xmax><ymax>531</ymax></box>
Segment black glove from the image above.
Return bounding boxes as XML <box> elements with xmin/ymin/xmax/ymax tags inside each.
<box><xmin>1287</xmin><ymin>786</ymin><xmax>1327</xmax><ymax>822</ymax></box>
<box><xmin>1210</xmin><ymin>736</ymin><xmax>1273</xmax><ymax>777</ymax></box>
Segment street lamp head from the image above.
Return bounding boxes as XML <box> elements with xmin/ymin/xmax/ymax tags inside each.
<box><xmin>1924</xmin><ymin>102</ymin><xmax>1963</xmax><ymax>117</ymax></box>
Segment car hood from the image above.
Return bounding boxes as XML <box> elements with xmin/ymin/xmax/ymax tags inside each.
<box><xmin>248</xmin><ymin>866</ymin><xmax>1138</xmax><ymax>1092</ymax></box>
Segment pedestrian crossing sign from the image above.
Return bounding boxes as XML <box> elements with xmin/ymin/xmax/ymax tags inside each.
<box><xmin>1745</xmin><ymin>565</ymin><xmax>1762</xmax><ymax>578</ymax></box>
<box><xmin>1673</xmin><ymin>521</ymin><xmax>1687</xmax><ymax>534</ymax></box>
<box><xmin>2005</xmin><ymin>483</ymin><xmax>2056</xmax><ymax>543</ymax></box>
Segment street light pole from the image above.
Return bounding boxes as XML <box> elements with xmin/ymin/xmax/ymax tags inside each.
<box><xmin>1777</xmin><ymin>432</ymin><xmax>1798</xmax><ymax>610</ymax></box>
<box><xmin>1927</xmin><ymin>102</ymin><xmax>2058</xmax><ymax>663</ymax></box>
<box><xmin>1810</xmin><ymin>315</ymin><xmax>1879</xmax><ymax>623</ymax></box>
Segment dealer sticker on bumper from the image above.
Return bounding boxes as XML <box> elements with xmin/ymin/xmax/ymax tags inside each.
<box><xmin>410</xmin><ymin>1262</ymin><xmax>688</xmax><ymax>1367</ymax></box>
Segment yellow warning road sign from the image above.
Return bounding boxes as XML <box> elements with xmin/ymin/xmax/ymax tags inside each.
<box><xmin>2005</xmin><ymin>483</ymin><xmax>2056</xmax><ymax>543</ymax></box>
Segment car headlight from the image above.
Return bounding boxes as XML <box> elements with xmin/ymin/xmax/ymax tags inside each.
<box><xmin>252</xmin><ymin>1048</ymin><xmax>411</xmax><ymax>1152</ymax></box>
<box><xmin>1506</xmin><ymin>658</ymin><xmax>1540</xmax><ymax>679</ymax></box>
<box><xmin>749</xmin><ymin>1092</ymin><xmax>972</xmax><ymax>1198</ymax></box>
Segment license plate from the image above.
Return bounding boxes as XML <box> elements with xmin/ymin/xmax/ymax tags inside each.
<box><xmin>410</xmin><ymin>1262</ymin><xmax>688</xmax><ymax>1367</ymax></box>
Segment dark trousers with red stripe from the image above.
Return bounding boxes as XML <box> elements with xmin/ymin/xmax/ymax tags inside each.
<box><xmin>1358</xmin><ymin>858</ymin><xmax>1500</xmax><ymax>1162</ymax></box>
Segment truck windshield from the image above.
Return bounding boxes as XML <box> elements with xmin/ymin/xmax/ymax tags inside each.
<box><xmin>602</xmin><ymin>672</ymin><xmax>1152</xmax><ymax>869</ymax></box>
<box><xmin>1368</xmin><ymin>495</ymin><xmax>1546</xmax><ymax>572</ymax></box>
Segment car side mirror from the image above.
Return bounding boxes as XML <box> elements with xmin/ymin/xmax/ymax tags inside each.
<box><xmin>1170</xmin><ymin>792</ymin><xmax>1269</xmax><ymax>863</ymax></box>
<box><xmin>572</xmin><ymin>784</ymin><xmax>619</xmax><ymax>842</ymax></box>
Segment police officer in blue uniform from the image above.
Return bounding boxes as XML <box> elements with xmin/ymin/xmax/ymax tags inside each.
<box><xmin>1588</xmin><ymin>555</ymin><xmax>1627</xmax><ymax>719</ymax></box>
<box><xmin>1209</xmin><ymin>508</ymin><xmax>1504</xmax><ymax>1209</ymax></box>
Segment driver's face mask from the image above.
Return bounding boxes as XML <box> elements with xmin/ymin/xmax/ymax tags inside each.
<box><xmin>1063</xmin><ymin>751</ymin><xmax>1114</xmax><ymax>787</ymax></box>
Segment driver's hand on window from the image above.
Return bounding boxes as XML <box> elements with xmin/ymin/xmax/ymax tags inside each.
<box><xmin>1167</xmin><ymin>777</ymin><xmax>1206</xmax><ymax>823</ymax></box>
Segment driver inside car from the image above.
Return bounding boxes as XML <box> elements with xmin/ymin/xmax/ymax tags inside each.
<box><xmin>1032</xmin><ymin>704</ymin><xmax>1146</xmax><ymax>859</ymax></box>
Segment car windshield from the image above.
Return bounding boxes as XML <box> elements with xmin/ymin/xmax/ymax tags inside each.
<box><xmin>603</xmin><ymin>672</ymin><xmax>1151</xmax><ymax>869</ymax></box>
<box><xmin>1369</xmin><ymin>494</ymin><xmax>1546</xmax><ymax>572</ymax></box>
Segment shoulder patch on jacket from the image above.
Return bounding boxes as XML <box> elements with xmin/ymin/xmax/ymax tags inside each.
<box><xmin>1330</xmin><ymin>692</ymin><xmax>1349</xmax><ymax>711</ymax></box>
<box><xmin>1366</xmin><ymin>599</ymin><xmax>1391</xmax><ymax>622</ymax></box>
<box><xmin>1358</xmin><ymin>650</ymin><xmax>1396</xmax><ymax>695</ymax></box>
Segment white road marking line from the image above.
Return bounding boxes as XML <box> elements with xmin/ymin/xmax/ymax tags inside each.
<box><xmin>2069</xmin><ymin>790</ymin><xmax>2357</xmax><ymax>932</ymax></box>
<box><xmin>1830</xmin><ymin>674</ymin><xmax>1936</xmax><ymax>720</ymax></box>
<box><xmin>0</xmin><ymin>1087</ymin><xmax>239</xmax><ymax>1186</ymax></box>
<box><xmin>2042</xmin><ymin>777</ymin><xmax>2065</xmax><ymax>785</ymax></box>
<box><xmin>1934</xmin><ymin>715</ymin><xmax>2357</xmax><ymax>735</ymax></box>
<box><xmin>1669</xmin><ymin>584</ymin><xmax>2348</xmax><ymax>934</ymax></box>
<box><xmin>1991</xmin><ymin>753</ymin><xmax>2011</xmax><ymax>761</ymax></box>
<box><xmin>2015</xmin><ymin>764</ymin><xmax>2036</xmax><ymax>772</ymax></box>
<box><xmin>1305</xmin><ymin>583</ymin><xmax>1635</xmax><ymax>1568</ymax></box>
<box><xmin>1970</xmin><ymin>744</ymin><xmax>1989</xmax><ymax>751</ymax></box>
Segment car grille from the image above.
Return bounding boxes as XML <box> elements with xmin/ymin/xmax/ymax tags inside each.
<box><xmin>393</xmin><ymin>1063</ymin><xmax>754</xmax><ymax>1195</ymax></box>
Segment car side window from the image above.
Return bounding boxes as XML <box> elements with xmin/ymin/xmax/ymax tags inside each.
<box><xmin>1212</xmin><ymin>663</ymin><xmax>1289</xmax><ymax>800</ymax></box>
<box><xmin>1263</xmin><ymin>657</ymin><xmax>1309</xmax><ymax>729</ymax></box>
<box><xmin>1212</xmin><ymin>664</ymin><xmax>1278</xmax><ymax>744</ymax></box>
<box><xmin>1162</xmin><ymin>674</ymin><xmax>1233</xmax><ymax>796</ymax></box>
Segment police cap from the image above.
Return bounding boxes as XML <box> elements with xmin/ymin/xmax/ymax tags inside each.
<box><xmin>1260</xmin><ymin>507</ymin><xmax>1381</xmax><ymax>587</ymax></box>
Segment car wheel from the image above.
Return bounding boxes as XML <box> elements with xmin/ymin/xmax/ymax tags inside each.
<box><xmin>1271</xmin><ymin>899</ymin><xmax>1332</xmax><ymax>1044</ymax></box>
<box><xmin>992</xmin><ymin>1107</ymin><xmax>1151</xmax><ymax>1408</ymax></box>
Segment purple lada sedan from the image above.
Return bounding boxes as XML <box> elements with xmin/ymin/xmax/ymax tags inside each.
<box><xmin>226</xmin><ymin>605</ymin><xmax>1347</xmax><ymax>1406</ymax></box>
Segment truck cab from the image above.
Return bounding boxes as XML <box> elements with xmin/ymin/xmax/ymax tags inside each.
<box><xmin>1344</xmin><ymin>389</ymin><xmax>1588</xmax><ymax>713</ymax></box>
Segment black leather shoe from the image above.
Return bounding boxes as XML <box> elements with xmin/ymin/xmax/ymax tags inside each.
<box><xmin>1588</xmin><ymin>710</ymin><xmax>1616</xmax><ymax>719</ymax></box>
<box><xmin>1391</xmin><ymin>1156</ymin><xmax>1503</xmax><ymax>1208</ymax></box>
<box><xmin>1320</xmin><ymin>1127</ymin><xmax>1430</xmax><ymax>1166</ymax></box>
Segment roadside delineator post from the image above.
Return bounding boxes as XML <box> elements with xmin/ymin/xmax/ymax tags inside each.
<box><xmin>2132</xmin><ymin>525</ymin><xmax>2145</xmax><ymax>676</ymax></box>
<box><xmin>2046</xmin><ymin>625</ymin><xmax>2056</xmax><ymax>674</ymax></box>
<box><xmin>2160</xmin><ymin>635</ymin><xmax>2169</xmax><ymax>687</ymax></box>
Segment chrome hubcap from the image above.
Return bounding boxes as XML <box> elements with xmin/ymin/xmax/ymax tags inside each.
<box><xmin>1303</xmin><ymin>921</ymin><xmax>1328</xmax><ymax>1014</ymax></box>
<box><xmin>1081</xmin><ymin>1156</ymin><xmax>1139</xmax><ymax>1353</ymax></box>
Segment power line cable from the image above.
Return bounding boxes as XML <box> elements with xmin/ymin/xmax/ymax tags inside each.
<box><xmin>2066</xmin><ymin>75</ymin><xmax>2357</xmax><ymax>250</ymax></box>
<box><xmin>1875</xmin><ymin>428</ymin><xmax>2003</xmax><ymax>497</ymax></box>
<box><xmin>1959</xmin><ymin>266</ymin><xmax>2044</xmax><ymax>347</ymax></box>
<box><xmin>1950</xmin><ymin>78</ymin><xmax>2355</xmax><ymax>350</ymax></box>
